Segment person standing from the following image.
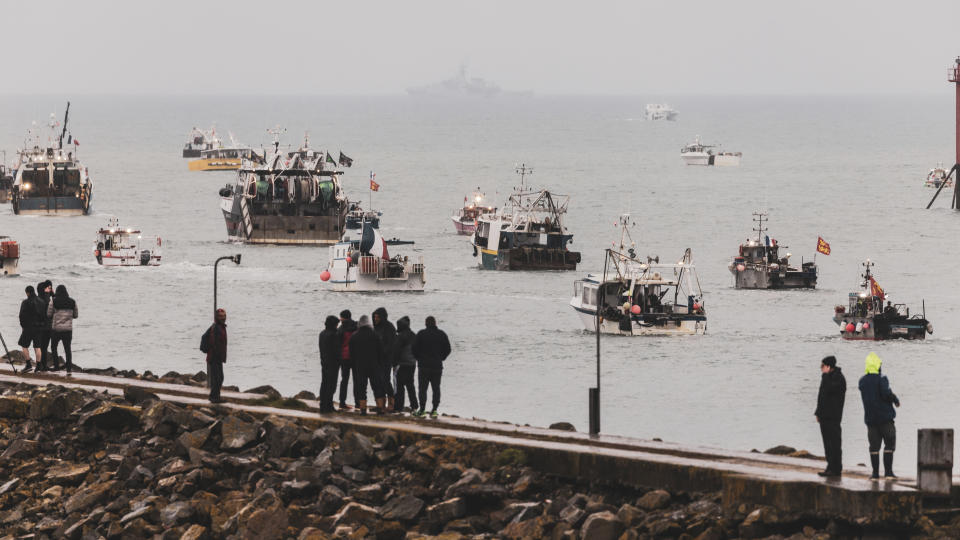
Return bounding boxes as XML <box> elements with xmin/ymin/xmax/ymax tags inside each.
<box><xmin>17</xmin><ymin>286</ymin><xmax>41</xmax><ymax>371</ymax></box>
<box><xmin>372</xmin><ymin>307</ymin><xmax>397</xmax><ymax>411</ymax></box>
<box><xmin>349</xmin><ymin>315</ymin><xmax>386</xmax><ymax>415</ymax></box>
<box><xmin>858</xmin><ymin>352</ymin><xmax>900</xmax><ymax>479</ymax></box>
<box><xmin>412</xmin><ymin>316</ymin><xmax>451</xmax><ymax>418</ymax></box>
<box><xmin>204</xmin><ymin>309</ymin><xmax>228</xmax><ymax>403</ymax></box>
<box><xmin>336</xmin><ymin>310</ymin><xmax>358</xmax><ymax>410</ymax></box>
<box><xmin>814</xmin><ymin>355</ymin><xmax>846</xmax><ymax>477</ymax></box>
<box><xmin>317</xmin><ymin>315</ymin><xmax>341</xmax><ymax>413</ymax></box>
<box><xmin>36</xmin><ymin>281</ymin><xmax>53</xmax><ymax>371</ymax></box>
<box><xmin>393</xmin><ymin>316</ymin><xmax>419</xmax><ymax>413</ymax></box>
<box><xmin>47</xmin><ymin>285</ymin><xmax>79</xmax><ymax>374</ymax></box>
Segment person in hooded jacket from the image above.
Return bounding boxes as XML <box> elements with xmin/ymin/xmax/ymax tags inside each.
<box><xmin>814</xmin><ymin>355</ymin><xmax>846</xmax><ymax>477</ymax></box>
<box><xmin>349</xmin><ymin>315</ymin><xmax>386</xmax><ymax>415</ymax></box>
<box><xmin>372</xmin><ymin>307</ymin><xmax>397</xmax><ymax>411</ymax></box>
<box><xmin>412</xmin><ymin>316</ymin><xmax>451</xmax><ymax>418</ymax></box>
<box><xmin>393</xmin><ymin>316</ymin><xmax>419</xmax><ymax>412</ymax></box>
<box><xmin>17</xmin><ymin>286</ymin><xmax>41</xmax><ymax>371</ymax></box>
<box><xmin>47</xmin><ymin>284</ymin><xmax>79</xmax><ymax>374</ymax></box>
<box><xmin>336</xmin><ymin>310</ymin><xmax>358</xmax><ymax>410</ymax></box>
<box><xmin>36</xmin><ymin>281</ymin><xmax>53</xmax><ymax>371</ymax></box>
<box><xmin>317</xmin><ymin>315</ymin><xmax>341</xmax><ymax>413</ymax></box>
<box><xmin>858</xmin><ymin>352</ymin><xmax>900</xmax><ymax>479</ymax></box>
<box><xmin>204</xmin><ymin>309</ymin><xmax>228</xmax><ymax>403</ymax></box>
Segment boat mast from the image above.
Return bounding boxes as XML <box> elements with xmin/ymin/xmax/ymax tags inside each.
<box><xmin>58</xmin><ymin>102</ymin><xmax>70</xmax><ymax>150</ymax></box>
<box><xmin>515</xmin><ymin>163</ymin><xmax>532</xmax><ymax>206</ymax></box>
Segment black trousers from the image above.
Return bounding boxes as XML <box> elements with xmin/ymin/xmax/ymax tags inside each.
<box><xmin>418</xmin><ymin>368</ymin><xmax>442</xmax><ymax>411</ymax></box>
<box><xmin>37</xmin><ymin>329</ymin><xmax>51</xmax><ymax>369</ymax></box>
<box><xmin>50</xmin><ymin>331</ymin><xmax>73</xmax><ymax>372</ymax></box>
<box><xmin>207</xmin><ymin>360</ymin><xmax>224</xmax><ymax>400</ymax></box>
<box><xmin>353</xmin><ymin>363</ymin><xmax>386</xmax><ymax>402</ymax></box>
<box><xmin>868</xmin><ymin>421</ymin><xmax>896</xmax><ymax>452</ymax></box>
<box><xmin>380</xmin><ymin>364</ymin><xmax>394</xmax><ymax>398</ymax></box>
<box><xmin>819</xmin><ymin>419</ymin><xmax>842</xmax><ymax>473</ymax></box>
<box><xmin>394</xmin><ymin>365</ymin><xmax>418</xmax><ymax>411</ymax></box>
<box><xmin>339</xmin><ymin>360</ymin><xmax>353</xmax><ymax>406</ymax></box>
<box><xmin>319</xmin><ymin>360</ymin><xmax>340</xmax><ymax>411</ymax></box>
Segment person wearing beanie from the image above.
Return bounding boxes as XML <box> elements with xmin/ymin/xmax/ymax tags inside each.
<box><xmin>317</xmin><ymin>315</ymin><xmax>341</xmax><ymax>413</ymax></box>
<box><xmin>372</xmin><ymin>307</ymin><xmax>397</xmax><ymax>412</ymax></box>
<box><xmin>336</xmin><ymin>310</ymin><xmax>358</xmax><ymax>410</ymax></box>
<box><xmin>349</xmin><ymin>315</ymin><xmax>387</xmax><ymax>415</ymax></box>
<box><xmin>814</xmin><ymin>355</ymin><xmax>846</xmax><ymax>477</ymax></box>
<box><xmin>858</xmin><ymin>352</ymin><xmax>900</xmax><ymax>479</ymax></box>
<box><xmin>17</xmin><ymin>286</ymin><xmax>41</xmax><ymax>372</ymax></box>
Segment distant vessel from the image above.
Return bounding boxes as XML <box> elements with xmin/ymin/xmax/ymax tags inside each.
<box><xmin>93</xmin><ymin>217</ymin><xmax>162</xmax><ymax>267</ymax></box>
<box><xmin>321</xmin><ymin>223</ymin><xmax>424</xmax><ymax>292</ymax></box>
<box><xmin>451</xmin><ymin>189</ymin><xmax>494</xmax><ymax>235</ymax></box>
<box><xmin>729</xmin><ymin>213</ymin><xmax>817</xmax><ymax>289</ymax></box>
<box><xmin>219</xmin><ymin>130</ymin><xmax>348</xmax><ymax>245</ymax></box>
<box><xmin>833</xmin><ymin>259</ymin><xmax>932</xmax><ymax>340</ymax></box>
<box><xmin>345</xmin><ymin>203</ymin><xmax>381</xmax><ymax>231</ymax></box>
<box><xmin>182</xmin><ymin>126</ymin><xmax>218</xmax><ymax>158</ymax></box>
<box><xmin>0</xmin><ymin>163</ymin><xmax>13</xmax><ymax>203</ymax></box>
<box><xmin>12</xmin><ymin>102</ymin><xmax>93</xmax><ymax>215</ymax></box>
<box><xmin>407</xmin><ymin>65</ymin><xmax>524</xmax><ymax>98</ymax></box>
<box><xmin>681</xmin><ymin>136</ymin><xmax>741</xmax><ymax>166</ymax></box>
<box><xmin>570</xmin><ymin>214</ymin><xmax>706</xmax><ymax>336</ymax></box>
<box><xmin>471</xmin><ymin>165</ymin><xmax>580</xmax><ymax>270</ymax></box>
<box><xmin>645</xmin><ymin>104</ymin><xmax>678</xmax><ymax>121</ymax></box>
<box><xmin>924</xmin><ymin>164</ymin><xmax>952</xmax><ymax>188</ymax></box>
<box><xmin>0</xmin><ymin>236</ymin><xmax>19</xmax><ymax>276</ymax></box>
<box><xmin>188</xmin><ymin>136</ymin><xmax>259</xmax><ymax>171</ymax></box>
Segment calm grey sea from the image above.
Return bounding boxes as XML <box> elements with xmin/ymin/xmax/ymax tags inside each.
<box><xmin>0</xmin><ymin>94</ymin><xmax>957</xmax><ymax>474</ymax></box>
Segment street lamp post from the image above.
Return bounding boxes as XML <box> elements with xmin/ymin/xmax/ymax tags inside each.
<box><xmin>590</xmin><ymin>249</ymin><xmax>611</xmax><ymax>436</ymax></box>
<box><xmin>214</xmin><ymin>254</ymin><xmax>242</xmax><ymax>316</ymax></box>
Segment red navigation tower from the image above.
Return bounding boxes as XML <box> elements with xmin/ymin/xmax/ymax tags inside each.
<box><xmin>927</xmin><ymin>57</ymin><xmax>960</xmax><ymax>208</ymax></box>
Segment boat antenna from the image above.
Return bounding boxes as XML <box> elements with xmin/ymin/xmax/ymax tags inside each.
<box><xmin>515</xmin><ymin>163</ymin><xmax>533</xmax><ymax>206</ymax></box>
<box><xmin>58</xmin><ymin>101</ymin><xmax>70</xmax><ymax>150</ymax></box>
<box><xmin>752</xmin><ymin>212</ymin><xmax>767</xmax><ymax>244</ymax></box>
<box><xmin>266</xmin><ymin>125</ymin><xmax>286</xmax><ymax>153</ymax></box>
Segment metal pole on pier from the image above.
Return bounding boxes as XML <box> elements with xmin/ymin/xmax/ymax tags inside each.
<box><xmin>590</xmin><ymin>249</ymin><xmax>610</xmax><ymax>436</ymax></box>
<box><xmin>927</xmin><ymin>57</ymin><xmax>960</xmax><ymax>209</ymax></box>
<box><xmin>213</xmin><ymin>254</ymin><xmax>242</xmax><ymax>318</ymax></box>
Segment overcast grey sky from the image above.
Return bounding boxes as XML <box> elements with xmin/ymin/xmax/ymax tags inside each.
<box><xmin>3</xmin><ymin>0</ymin><xmax>958</xmax><ymax>95</ymax></box>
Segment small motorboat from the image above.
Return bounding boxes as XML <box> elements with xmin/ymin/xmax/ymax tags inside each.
<box><xmin>321</xmin><ymin>223</ymin><xmax>424</xmax><ymax>292</ymax></box>
<box><xmin>451</xmin><ymin>189</ymin><xmax>494</xmax><ymax>235</ymax></box>
<box><xmin>94</xmin><ymin>218</ymin><xmax>162</xmax><ymax>267</ymax></box>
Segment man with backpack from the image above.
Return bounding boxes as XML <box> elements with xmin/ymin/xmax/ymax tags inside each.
<box><xmin>201</xmin><ymin>309</ymin><xmax>228</xmax><ymax>403</ymax></box>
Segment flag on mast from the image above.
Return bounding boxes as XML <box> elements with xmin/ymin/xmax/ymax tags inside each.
<box><xmin>869</xmin><ymin>277</ymin><xmax>885</xmax><ymax>300</ymax></box>
<box><xmin>369</xmin><ymin>171</ymin><xmax>380</xmax><ymax>192</ymax></box>
<box><xmin>338</xmin><ymin>152</ymin><xmax>353</xmax><ymax>167</ymax></box>
<box><xmin>816</xmin><ymin>237</ymin><xmax>831</xmax><ymax>255</ymax></box>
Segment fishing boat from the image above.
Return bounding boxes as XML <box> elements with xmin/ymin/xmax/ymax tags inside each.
<box><xmin>729</xmin><ymin>213</ymin><xmax>817</xmax><ymax>289</ymax></box>
<box><xmin>219</xmin><ymin>129</ymin><xmax>348</xmax><ymax>245</ymax></box>
<box><xmin>182</xmin><ymin>126</ymin><xmax>217</xmax><ymax>157</ymax></box>
<box><xmin>320</xmin><ymin>223</ymin><xmax>424</xmax><ymax>292</ymax></box>
<box><xmin>11</xmin><ymin>103</ymin><xmax>93</xmax><ymax>215</ymax></box>
<box><xmin>570</xmin><ymin>215</ymin><xmax>706</xmax><ymax>336</ymax></box>
<box><xmin>188</xmin><ymin>144</ymin><xmax>259</xmax><ymax>171</ymax></box>
<box><xmin>0</xmin><ymin>237</ymin><xmax>19</xmax><ymax>276</ymax></box>
<box><xmin>923</xmin><ymin>164</ymin><xmax>952</xmax><ymax>188</ymax></box>
<box><xmin>93</xmin><ymin>218</ymin><xmax>162</xmax><ymax>266</ymax></box>
<box><xmin>451</xmin><ymin>189</ymin><xmax>494</xmax><ymax>235</ymax></box>
<box><xmin>345</xmin><ymin>203</ymin><xmax>381</xmax><ymax>231</ymax></box>
<box><xmin>645</xmin><ymin>103</ymin><xmax>678</xmax><ymax>121</ymax></box>
<box><xmin>680</xmin><ymin>136</ymin><xmax>715</xmax><ymax>165</ymax></box>
<box><xmin>833</xmin><ymin>259</ymin><xmax>932</xmax><ymax>340</ymax></box>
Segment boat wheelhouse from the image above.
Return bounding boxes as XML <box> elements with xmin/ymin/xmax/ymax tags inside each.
<box><xmin>219</xmin><ymin>131</ymin><xmax>348</xmax><ymax>245</ymax></box>
<box><xmin>345</xmin><ymin>203</ymin><xmax>382</xmax><ymax>231</ymax></box>
<box><xmin>680</xmin><ymin>136</ymin><xmax>715</xmax><ymax>165</ymax></box>
<box><xmin>645</xmin><ymin>103</ymin><xmax>678</xmax><ymax>121</ymax></box>
<box><xmin>11</xmin><ymin>103</ymin><xmax>93</xmax><ymax>216</ymax></box>
<box><xmin>321</xmin><ymin>223</ymin><xmax>424</xmax><ymax>292</ymax></box>
<box><xmin>93</xmin><ymin>218</ymin><xmax>161</xmax><ymax>267</ymax></box>
<box><xmin>472</xmin><ymin>187</ymin><xmax>580</xmax><ymax>271</ymax></box>
<box><xmin>729</xmin><ymin>213</ymin><xmax>817</xmax><ymax>289</ymax></box>
<box><xmin>569</xmin><ymin>215</ymin><xmax>705</xmax><ymax>336</ymax></box>
<box><xmin>182</xmin><ymin>126</ymin><xmax>217</xmax><ymax>157</ymax></box>
<box><xmin>0</xmin><ymin>236</ymin><xmax>19</xmax><ymax>276</ymax></box>
<box><xmin>832</xmin><ymin>259</ymin><xmax>932</xmax><ymax>340</ymax></box>
<box><xmin>451</xmin><ymin>189</ymin><xmax>494</xmax><ymax>235</ymax></box>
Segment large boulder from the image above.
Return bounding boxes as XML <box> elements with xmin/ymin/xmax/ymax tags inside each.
<box><xmin>220</xmin><ymin>415</ymin><xmax>260</xmax><ymax>450</ymax></box>
<box><xmin>45</xmin><ymin>462</ymin><xmax>91</xmax><ymax>486</ymax></box>
<box><xmin>332</xmin><ymin>431</ymin><xmax>374</xmax><ymax>466</ymax></box>
<box><xmin>263</xmin><ymin>415</ymin><xmax>304</xmax><ymax>458</ymax></box>
<box><xmin>123</xmin><ymin>386</ymin><xmax>160</xmax><ymax>405</ymax></box>
<box><xmin>425</xmin><ymin>497</ymin><xmax>467</xmax><ymax>524</ymax></box>
<box><xmin>381</xmin><ymin>494</ymin><xmax>425</xmax><ymax>521</ymax></box>
<box><xmin>1</xmin><ymin>438</ymin><xmax>38</xmax><ymax>459</ymax></box>
<box><xmin>181</xmin><ymin>524</ymin><xmax>208</xmax><ymax>540</ymax></box>
<box><xmin>29</xmin><ymin>389</ymin><xmax>83</xmax><ymax>420</ymax></box>
<box><xmin>0</xmin><ymin>396</ymin><xmax>28</xmax><ymax>418</ymax></box>
<box><xmin>178</xmin><ymin>421</ymin><xmax>219</xmax><ymax>454</ymax></box>
<box><xmin>244</xmin><ymin>385</ymin><xmax>282</xmax><ymax>400</ymax></box>
<box><xmin>160</xmin><ymin>501</ymin><xmax>195</xmax><ymax>528</ymax></box>
<box><xmin>332</xmin><ymin>502</ymin><xmax>379</xmax><ymax>528</ymax></box>
<box><xmin>64</xmin><ymin>480</ymin><xmax>118</xmax><ymax>514</ymax></box>
<box><xmin>580</xmin><ymin>511</ymin><xmax>625</xmax><ymax>540</ymax></box>
<box><xmin>636</xmin><ymin>489</ymin><xmax>671</xmax><ymax>511</ymax></box>
<box><xmin>79</xmin><ymin>402</ymin><xmax>141</xmax><ymax>430</ymax></box>
<box><xmin>232</xmin><ymin>489</ymin><xmax>289</xmax><ymax>540</ymax></box>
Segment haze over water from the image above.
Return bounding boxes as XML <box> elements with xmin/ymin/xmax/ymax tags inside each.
<box><xmin>0</xmin><ymin>93</ymin><xmax>957</xmax><ymax>474</ymax></box>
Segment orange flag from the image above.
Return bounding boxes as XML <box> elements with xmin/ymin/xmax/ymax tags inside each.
<box><xmin>370</xmin><ymin>179</ymin><xmax>380</xmax><ymax>192</ymax></box>
<box><xmin>870</xmin><ymin>277</ymin><xmax>885</xmax><ymax>300</ymax></box>
<box><xmin>816</xmin><ymin>236</ymin><xmax>831</xmax><ymax>255</ymax></box>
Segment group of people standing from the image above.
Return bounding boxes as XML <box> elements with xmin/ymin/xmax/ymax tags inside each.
<box><xmin>318</xmin><ymin>308</ymin><xmax>451</xmax><ymax>417</ymax></box>
<box><xmin>815</xmin><ymin>352</ymin><xmax>900</xmax><ymax>479</ymax></box>
<box><xmin>17</xmin><ymin>281</ymin><xmax>79</xmax><ymax>374</ymax></box>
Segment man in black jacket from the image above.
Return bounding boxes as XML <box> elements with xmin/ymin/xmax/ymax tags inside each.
<box><xmin>317</xmin><ymin>315</ymin><xmax>340</xmax><ymax>413</ymax></box>
<box><xmin>35</xmin><ymin>281</ymin><xmax>53</xmax><ymax>371</ymax></box>
<box><xmin>205</xmin><ymin>309</ymin><xmax>228</xmax><ymax>403</ymax></box>
<box><xmin>336</xmin><ymin>310</ymin><xmax>358</xmax><ymax>410</ymax></box>
<box><xmin>349</xmin><ymin>315</ymin><xmax>386</xmax><ymax>415</ymax></box>
<box><xmin>372</xmin><ymin>307</ymin><xmax>397</xmax><ymax>411</ymax></box>
<box><xmin>412</xmin><ymin>316</ymin><xmax>451</xmax><ymax>418</ymax></box>
<box><xmin>815</xmin><ymin>355</ymin><xmax>846</xmax><ymax>477</ymax></box>
<box><xmin>17</xmin><ymin>286</ymin><xmax>41</xmax><ymax>371</ymax></box>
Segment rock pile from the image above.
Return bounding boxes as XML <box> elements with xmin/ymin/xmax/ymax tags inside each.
<box><xmin>0</xmin><ymin>382</ymin><xmax>954</xmax><ymax>539</ymax></box>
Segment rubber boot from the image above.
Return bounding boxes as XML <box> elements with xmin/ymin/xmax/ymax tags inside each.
<box><xmin>883</xmin><ymin>451</ymin><xmax>896</xmax><ymax>478</ymax></box>
<box><xmin>387</xmin><ymin>396</ymin><xmax>395</xmax><ymax>413</ymax></box>
<box><xmin>869</xmin><ymin>453</ymin><xmax>880</xmax><ymax>479</ymax></box>
<box><xmin>358</xmin><ymin>400</ymin><xmax>367</xmax><ymax>416</ymax></box>
<box><xmin>375</xmin><ymin>397</ymin><xmax>386</xmax><ymax>415</ymax></box>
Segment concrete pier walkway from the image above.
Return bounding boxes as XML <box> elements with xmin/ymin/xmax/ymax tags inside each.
<box><xmin>0</xmin><ymin>365</ymin><xmax>938</xmax><ymax>526</ymax></box>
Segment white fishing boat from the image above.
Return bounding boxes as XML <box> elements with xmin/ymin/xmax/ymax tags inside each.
<box><xmin>93</xmin><ymin>218</ymin><xmax>162</xmax><ymax>267</ymax></box>
<box><xmin>680</xmin><ymin>136</ymin><xmax>715</xmax><ymax>165</ymax></box>
<box><xmin>570</xmin><ymin>214</ymin><xmax>706</xmax><ymax>336</ymax></box>
<box><xmin>645</xmin><ymin>103</ymin><xmax>678</xmax><ymax>121</ymax></box>
<box><xmin>923</xmin><ymin>164</ymin><xmax>952</xmax><ymax>188</ymax></box>
<box><xmin>321</xmin><ymin>223</ymin><xmax>424</xmax><ymax>292</ymax></box>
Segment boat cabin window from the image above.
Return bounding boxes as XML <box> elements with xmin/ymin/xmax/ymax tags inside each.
<box><xmin>574</xmin><ymin>281</ymin><xmax>583</xmax><ymax>299</ymax></box>
<box><xmin>582</xmin><ymin>284</ymin><xmax>597</xmax><ymax>306</ymax></box>
<box><xmin>54</xmin><ymin>169</ymin><xmax>81</xmax><ymax>194</ymax></box>
<box><xmin>21</xmin><ymin>169</ymin><xmax>49</xmax><ymax>196</ymax></box>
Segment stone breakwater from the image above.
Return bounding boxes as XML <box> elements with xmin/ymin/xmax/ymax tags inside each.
<box><xmin>0</xmin><ymin>380</ymin><xmax>955</xmax><ymax>539</ymax></box>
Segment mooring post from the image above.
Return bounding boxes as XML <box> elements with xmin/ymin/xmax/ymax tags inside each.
<box><xmin>917</xmin><ymin>428</ymin><xmax>953</xmax><ymax>496</ymax></box>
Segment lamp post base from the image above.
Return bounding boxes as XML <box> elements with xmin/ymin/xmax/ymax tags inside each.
<box><xmin>589</xmin><ymin>387</ymin><xmax>600</xmax><ymax>435</ymax></box>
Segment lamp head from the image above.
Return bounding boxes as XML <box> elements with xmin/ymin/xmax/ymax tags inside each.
<box><xmin>232</xmin><ymin>254</ymin><xmax>242</xmax><ymax>265</ymax></box>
